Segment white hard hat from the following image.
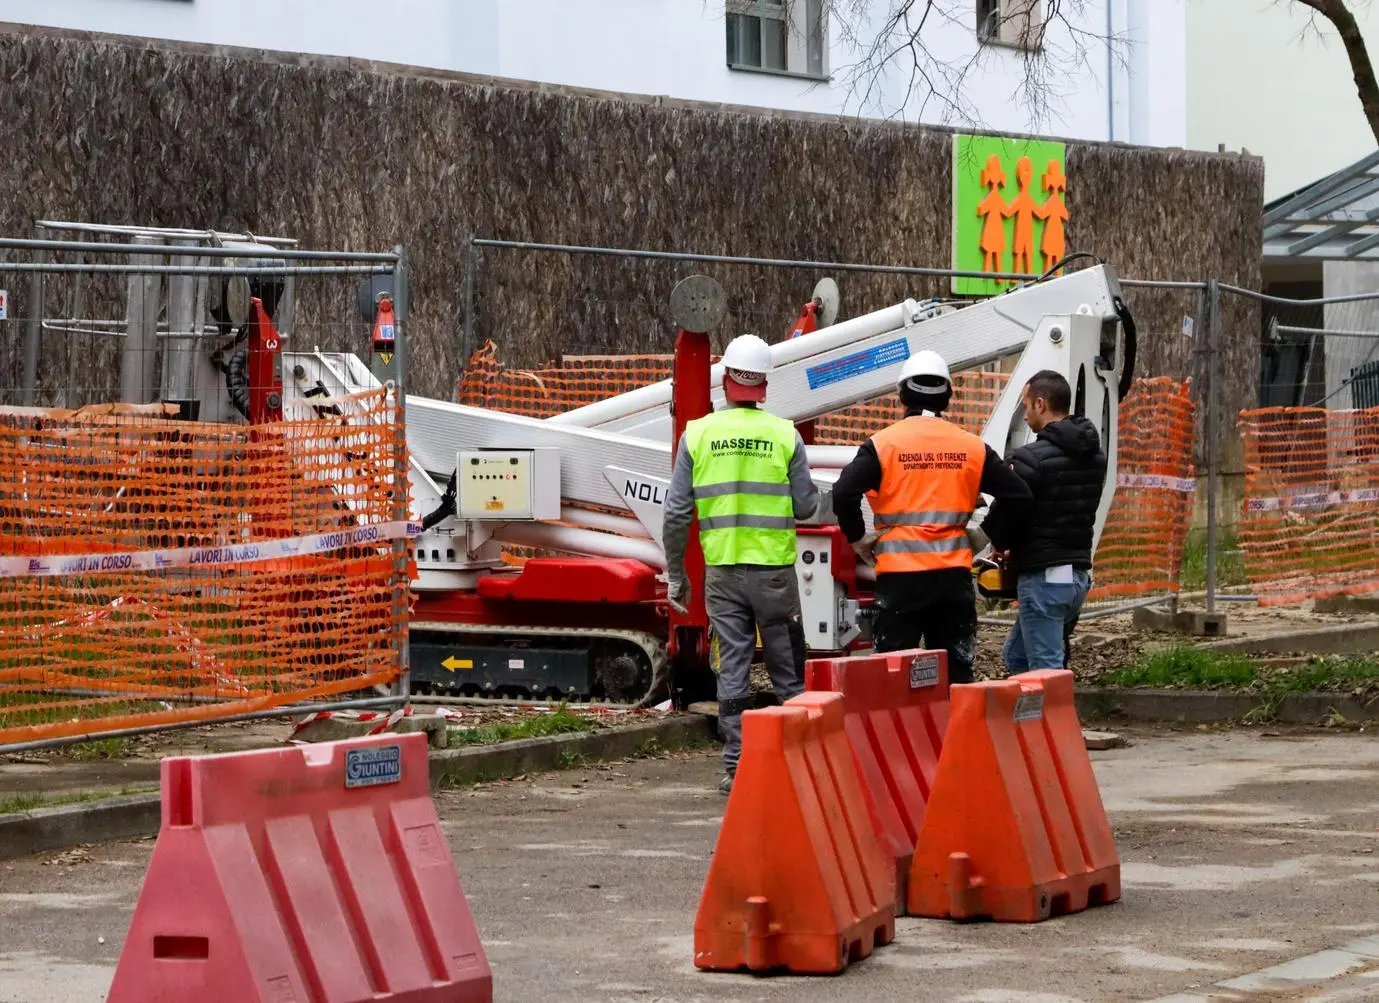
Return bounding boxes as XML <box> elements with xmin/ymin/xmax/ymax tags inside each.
<box><xmin>720</xmin><ymin>334</ymin><xmax>773</xmax><ymax>377</ymax></box>
<box><xmin>898</xmin><ymin>349</ymin><xmax>950</xmax><ymax>385</ymax></box>
<box><xmin>720</xmin><ymin>334</ymin><xmax>773</xmax><ymax>403</ymax></box>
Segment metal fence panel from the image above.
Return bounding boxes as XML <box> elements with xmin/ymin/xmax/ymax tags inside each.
<box><xmin>0</xmin><ymin>228</ymin><xmax>411</xmax><ymax>749</ymax></box>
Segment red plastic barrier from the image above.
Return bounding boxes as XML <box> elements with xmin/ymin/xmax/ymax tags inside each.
<box><xmin>805</xmin><ymin>648</ymin><xmax>950</xmax><ymax>913</ymax></box>
<box><xmin>107</xmin><ymin>733</ymin><xmax>492</xmax><ymax>1003</ymax></box>
<box><xmin>693</xmin><ymin>691</ymin><xmax>896</xmax><ymax>975</ymax></box>
<box><xmin>907</xmin><ymin>669</ymin><xmax>1121</xmax><ymax>923</ymax></box>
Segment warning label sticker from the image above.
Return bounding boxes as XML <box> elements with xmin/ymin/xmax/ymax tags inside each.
<box><xmin>805</xmin><ymin>338</ymin><xmax>910</xmax><ymax>391</ymax></box>
<box><xmin>1013</xmin><ymin>692</ymin><xmax>1044</xmax><ymax>723</ymax></box>
<box><xmin>908</xmin><ymin>653</ymin><xmax>940</xmax><ymax>689</ymax></box>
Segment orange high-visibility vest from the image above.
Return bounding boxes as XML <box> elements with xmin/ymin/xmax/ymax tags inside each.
<box><xmin>866</xmin><ymin>415</ymin><xmax>986</xmax><ymax>575</ymax></box>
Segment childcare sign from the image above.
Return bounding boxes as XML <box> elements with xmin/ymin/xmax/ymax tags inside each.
<box><xmin>951</xmin><ymin>133</ymin><xmax>1068</xmax><ymax>296</ymax></box>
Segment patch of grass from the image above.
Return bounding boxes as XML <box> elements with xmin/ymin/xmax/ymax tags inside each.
<box><xmin>0</xmin><ymin>792</ymin><xmax>48</xmax><ymax>814</ymax></box>
<box><xmin>1097</xmin><ymin>646</ymin><xmax>1379</xmax><ymax>705</ymax></box>
<box><xmin>0</xmin><ymin>785</ymin><xmax>157</xmax><ymax>815</ymax></box>
<box><xmin>60</xmin><ymin>737</ymin><xmax>130</xmax><ymax>761</ymax></box>
<box><xmin>446</xmin><ymin>706</ymin><xmax>596</xmax><ymax>748</ymax></box>
<box><xmin>1097</xmin><ymin>646</ymin><xmax>1258</xmax><ymax>689</ymax></box>
<box><xmin>1178</xmin><ymin>528</ymin><xmax>1250</xmax><ymax>591</ymax></box>
<box><xmin>1267</xmin><ymin>655</ymin><xmax>1379</xmax><ymax>694</ymax></box>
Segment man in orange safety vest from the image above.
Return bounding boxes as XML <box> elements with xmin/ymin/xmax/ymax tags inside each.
<box><xmin>831</xmin><ymin>350</ymin><xmax>1031</xmax><ymax>683</ymax></box>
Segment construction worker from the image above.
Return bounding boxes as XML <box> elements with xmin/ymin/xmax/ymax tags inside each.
<box><xmin>985</xmin><ymin>369</ymin><xmax>1107</xmax><ymax>673</ymax></box>
<box><xmin>661</xmin><ymin>333</ymin><xmax>819</xmax><ymax>795</ymax></box>
<box><xmin>832</xmin><ymin>351</ymin><xmax>1031</xmax><ymax>684</ymax></box>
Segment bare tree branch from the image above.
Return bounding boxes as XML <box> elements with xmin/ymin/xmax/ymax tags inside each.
<box><xmin>821</xmin><ymin>0</ymin><xmax>1129</xmax><ymax>133</ymax></box>
<box><xmin>1289</xmin><ymin>0</ymin><xmax>1379</xmax><ymax>146</ymax></box>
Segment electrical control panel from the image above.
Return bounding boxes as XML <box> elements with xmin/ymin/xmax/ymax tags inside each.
<box><xmin>795</xmin><ymin>533</ymin><xmax>859</xmax><ymax>651</ymax></box>
<box><xmin>457</xmin><ymin>447</ymin><xmax>561</xmax><ymax>521</ymax></box>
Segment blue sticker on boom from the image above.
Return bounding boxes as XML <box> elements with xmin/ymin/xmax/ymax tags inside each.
<box><xmin>805</xmin><ymin>338</ymin><xmax>910</xmax><ymax>391</ymax></box>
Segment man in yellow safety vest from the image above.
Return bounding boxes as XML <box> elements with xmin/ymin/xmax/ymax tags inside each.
<box><xmin>661</xmin><ymin>333</ymin><xmax>819</xmax><ymax>795</ymax></box>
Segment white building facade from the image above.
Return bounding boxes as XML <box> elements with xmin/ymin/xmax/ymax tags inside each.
<box><xmin>0</xmin><ymin>0</ymin><xmax>1186</xmax><ymax>146</ymax></box>
<box><xmin>1186</xmin><ymin>0</ymin><xmax>1379</xmax><ymax>203</ymax></box>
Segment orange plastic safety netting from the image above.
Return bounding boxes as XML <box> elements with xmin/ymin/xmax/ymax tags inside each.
<box><xmin>1236</xmin><ymin>406</ymin><xmax>1379</xmax><ymax>605</ymax></box>
<box><xmin>813</xmin><ymin>371</ymin><xmax>1012</xmax><ymax>442</ymax></box>
<box><xmin>456</xmin><ymin>340</ymin><xmax>1008</xmax><ymax>437</ymax></box>
<box><xmin>1088</xmin><ymin>378</ymin><xmax>1197</xmax><ymax>600</ymax></box>
<box><xmin>0</xmin><ymin>387</ymin><xmax>410</xmax><ymax>746</ymax></box>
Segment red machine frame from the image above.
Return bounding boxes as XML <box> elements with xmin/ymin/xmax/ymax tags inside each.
<box><xmin>404</xmin><ymin>290</ymin><xmax>871</xmax><ymax>699</ymax></box>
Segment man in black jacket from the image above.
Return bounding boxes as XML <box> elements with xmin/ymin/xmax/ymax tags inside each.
<box><xmin>985</xmin><ymin>370</ymin><xmax>1107</xmax><ymax>673</ymax></box>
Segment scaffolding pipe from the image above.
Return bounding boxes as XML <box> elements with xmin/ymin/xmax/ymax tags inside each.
<box><xmin>0</xmin><ymin>262</ymin><xmax>392</xmax><ymax>276</ymax></box>
<box><xmin>0</xmin><ymin>236</ymin><xmax>395</xmax><ymax>261</ymax></box>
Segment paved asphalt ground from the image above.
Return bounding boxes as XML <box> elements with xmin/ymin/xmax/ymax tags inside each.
<box><xmin>2</xmin><ymin>726</ymin><xmax>1379</xmax><ymax>1002</ymax></box>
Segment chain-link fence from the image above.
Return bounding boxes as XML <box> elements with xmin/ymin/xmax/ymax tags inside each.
<box><xmin>0</xmin><ymin>224</ymin><xmax>414</xmax><ymax>751</ymax></box>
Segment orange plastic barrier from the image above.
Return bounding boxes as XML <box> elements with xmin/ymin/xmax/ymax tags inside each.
<box><xmin>804</xmin><ymin>648</ymin><xmax>950</xmax><ymax>913</ymax></box>
<box><xmin>107</xmin><ymin>733</ymin><xmax>491</xmax><ymax>1003</ymax></box>
<box><xmin>693</xmin><ymin>691</ymin><xmax>895</xmax><ymax>975</ymax></box>
<box><xmin>907</xmin><ymin>669</ymin><xmax>1120</xmax><ymax>923</ymax></box>
<box><xmin>0</xmin><ymin>387</ymin><xmax>409</xmax><ymax>746</ymax></box>
<box><xmin>1237</xmin><ymin>405</ymin><xmax>1379</xmax><ymax>605</ymax></box>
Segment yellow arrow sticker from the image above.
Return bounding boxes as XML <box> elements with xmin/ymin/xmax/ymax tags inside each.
<box><xmin>441</xmin><ymin>656</ymin><xmax>473</xmax><ymax>672</ymax></box>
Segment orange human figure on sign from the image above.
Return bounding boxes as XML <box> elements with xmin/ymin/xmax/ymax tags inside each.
<box><xmin>977</xmin><ymin>155</ymin><xmax>1010</xmax><ymax>276</ymax></box>
<box><xmin>1007</xmin><ymin>156</ymin><xmax>1040</xmax><ymax>275</ymax></box>
<box><xmin>1035</xmin><ymin>159</ymin><xmax>1069</xmax><ymax>273</ymax></box>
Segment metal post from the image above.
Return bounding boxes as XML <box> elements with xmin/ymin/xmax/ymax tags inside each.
<box><xmin>462</xmin><ymin>235</ymin><xmax>477</xmax><ymax>383</ymax></box>
<box><xmin>120</xmin><ymin>234</ymin><xmax>161</xmax><ymax>404</ymax></box>
<box><xmin>161</xmin><ymin>238</ymin><xmax>200</xmax><ymax>407</ymax></box>
<box><xmin>1205</xmin><ymin>279</ymin><xmax>1221</xmax><ymax>616</ymax></box>
<box><xmin>391</xmin><ymin>246</ymin><xmax>412</xmax><ymax>702</ymax></box>
<box><xmin>20</xmin><ymin>224</ymin><xmax>45</xmax><ymax>406</ymax></box>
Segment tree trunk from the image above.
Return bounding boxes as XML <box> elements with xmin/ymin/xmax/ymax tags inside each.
<box><xmin>1294</xmin><ymin>0</ymin><xmax>1379</xmax><ymax>147</ymax></box>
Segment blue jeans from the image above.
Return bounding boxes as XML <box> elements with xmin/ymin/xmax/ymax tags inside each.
<box><xmin>1004</xmin><ymin>567</ymin><xmax>1091</xmax><ymax>673</ymax></box>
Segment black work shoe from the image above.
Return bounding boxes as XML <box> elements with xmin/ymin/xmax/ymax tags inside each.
<box><xmin>717</xmin><ymin>773</ymin><xmax>734</xmax><ymax>796</ymax></box>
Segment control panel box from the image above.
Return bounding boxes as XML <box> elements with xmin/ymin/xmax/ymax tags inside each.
<box><xmin>457</xmin><ymin>447</ymin><xmax>561</xmax><ymax>521</ymax></box>
<box><xmin>796</xmin><ymin>533</ymin><xmax>858</xmax><ymax>651</ymax></box>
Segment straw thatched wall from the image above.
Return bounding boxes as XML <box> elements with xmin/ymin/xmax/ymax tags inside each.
<box><xmin>0</xmin><ymin>26</ymin><xmax>1262</xmax><ymax>478</ymax></box>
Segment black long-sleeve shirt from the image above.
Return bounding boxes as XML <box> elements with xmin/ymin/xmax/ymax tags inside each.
<box><xmin>831</xmin><ymin>428</ymin><xmax>1032</xmax><ymax>546</ymax></box>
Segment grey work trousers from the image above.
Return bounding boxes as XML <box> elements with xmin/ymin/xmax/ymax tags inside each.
<box><xmin>706</xmin><ymin>563</ymin><xmax>807</xmax><ymax>775</ymax></box>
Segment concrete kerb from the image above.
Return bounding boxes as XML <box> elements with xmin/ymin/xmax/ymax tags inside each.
<box><xmin>1199</xmin><ymin>622</ymin><xmax>1379</xmax><ymax>656</ymax></box>
<box><xmin>0</xmin><ymin>713</ymin><xmax>717</xmax><ymax>862</ymax></box>
<box><xmin>1076</xmin><ymin>687</ymin><xmax>1379</xmax><ymax>725</ymax></box>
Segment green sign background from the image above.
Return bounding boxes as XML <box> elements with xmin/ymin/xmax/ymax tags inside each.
<box><xmin>951</xmin><ymin>133</ymin><xmax>1067</xmax><ymax>297</ymax></box>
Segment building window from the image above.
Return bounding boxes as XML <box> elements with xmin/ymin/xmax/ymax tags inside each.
<box><xmin>726</xmin><ymin>0</ymin><xmax>827</xmax><ymax>77</ymax></box>
<box><xmin>976</xmin><ymin>0</ymin><xmax>1045</xmax><ymax>51</ymax></box>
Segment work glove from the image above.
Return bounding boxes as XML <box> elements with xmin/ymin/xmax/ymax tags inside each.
<box><xmin>966</xmin><ymin>523</ymin><xmax>991</xmax><ymax>555</ymax></box>
<box><xmin>851</xmin><ymin>531</ymin><xmax>880</xmax><ymax>566</ymax></box>
<box><xmin>666</xmin><ymin>576</ymin><xmax>690</xmax><ymax>615</ymax></box>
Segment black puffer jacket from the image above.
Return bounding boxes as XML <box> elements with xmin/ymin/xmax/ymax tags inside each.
<box><xmin>995</xmin><ymin>416</ymin><xmax>1107</xmax><ymax>574</ymax></box>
